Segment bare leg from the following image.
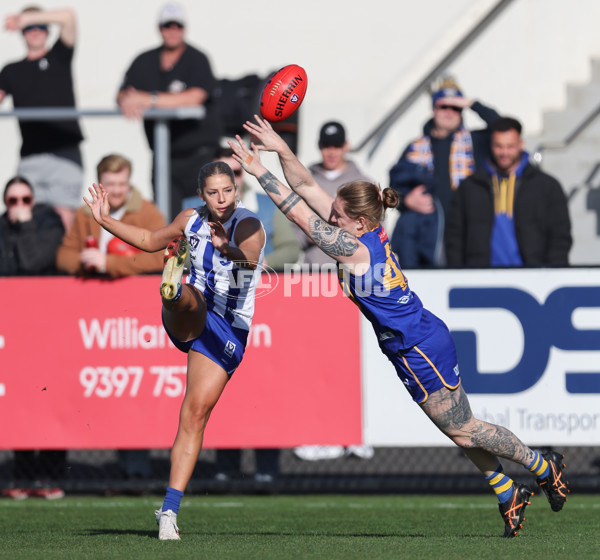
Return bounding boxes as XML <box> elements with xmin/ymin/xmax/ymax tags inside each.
<box><xmin>420</xmin><ymin>385</ymin><xmax>536</xmax><ymax>476</ymax></box>
<box><xmin>162</xmin><ymin>284</ymin><xmax>207</xmax><ymax>342</ymax></box>
<box><xmin>168</xmin><ymin>350</ymin><xmax>229</xmax><ymax>491</ymax></box>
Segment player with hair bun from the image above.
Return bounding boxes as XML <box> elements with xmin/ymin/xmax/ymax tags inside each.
<box><xmin>229</xmin><ymin>115</ymin><xmax>569</xmax><ymax>539</ymax></box>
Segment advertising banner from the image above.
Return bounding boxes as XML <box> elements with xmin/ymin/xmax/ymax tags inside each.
<box><xmin>0</xmin><ymin>274</ymin><xmax>362</xmax><ymax>449</ymax></box>
<box><xmin>363</xmin><ymin>269</ymin><xmax>600</xmax><ymax>446</ymax></box>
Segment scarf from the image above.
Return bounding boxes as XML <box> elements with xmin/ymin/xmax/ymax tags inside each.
<box><xmin>406</xmin><ymin>128</ymin><xmax>475</xmax><ymax>189</ymax></box>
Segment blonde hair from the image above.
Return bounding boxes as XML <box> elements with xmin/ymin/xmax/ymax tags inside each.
<box><xmin>96</xmin><ymin>154</ymin><xmax>132</xmax><ymax>180</ymax></box>
<box><xmin>337</xmin><ymin>181</ymin><xmax>399</xmax><ymax>229</ymax></box>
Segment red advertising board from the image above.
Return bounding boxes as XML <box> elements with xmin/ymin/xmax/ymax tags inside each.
<box><xmin>0</xmin><ymin>274</ymin><xmax>362</xmax><ymax>449</ymax></box>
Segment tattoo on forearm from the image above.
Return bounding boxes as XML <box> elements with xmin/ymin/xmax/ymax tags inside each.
<box><xmin>277</xmin><ymin>193</ymin><xmax>301</xmax><ymax>215</ymax></box>
<box><xmin>258</xmin><ymin>171</ymin><xmax>281</xmax><ymax>196</ymax></box>
<box><xmin>308</xmin><ymin>216</ymin><xmax>359</xmax><ymax>257</ymax></box>
<box><xmin>293</xmin><ymin>180</ymin><xmax>306</xmax><ymax>190</ymax></box>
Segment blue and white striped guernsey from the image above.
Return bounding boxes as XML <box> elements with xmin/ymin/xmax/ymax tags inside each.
<box><xmin>184</xmin><ymin>202</ymin><xmax>265</xmax><ymax>332</ymax></box>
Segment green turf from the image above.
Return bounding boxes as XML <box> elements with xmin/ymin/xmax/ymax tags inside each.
<box><xmin>0</xmin><ymin>494</ymin><xmax>598</xmax><ymax>559</ymax></box>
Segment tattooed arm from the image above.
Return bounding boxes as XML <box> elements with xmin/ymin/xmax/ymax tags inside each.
<box><xmin>242</xmin><ymin>116</ymin><xmax>335</xmax><ymax>220</ymax></box>
<box><xmin>228</xmin><ymin>138</ymin><xmax>369</xmax><ymax>267</ymax></box>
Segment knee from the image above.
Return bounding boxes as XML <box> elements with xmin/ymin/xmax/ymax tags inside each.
<box><xmin>180</xmin><ymin>398</ymin><xmax>214</xmax><ymax>433</ymax></box>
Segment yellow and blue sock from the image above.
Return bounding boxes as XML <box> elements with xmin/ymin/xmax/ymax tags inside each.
<box><xmin>527</xmin><ymin>450</ymin><xmax>549</xmax><ymax>480</ymax></box>
<box><xmin>162</xmin><ymin>486</ymin><xmax>184</xmax><ymax>514</ymax></box>
<box><xmin>486</xmin><ymin>465</ymin><xmax>514</xmax><ymax>503</ymax></box>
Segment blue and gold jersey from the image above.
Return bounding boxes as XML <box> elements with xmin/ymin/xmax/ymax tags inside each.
<box><xmin>338</xmin><ymin>225</ymin><xmax>440</xmax><ymax>354</ymax></box>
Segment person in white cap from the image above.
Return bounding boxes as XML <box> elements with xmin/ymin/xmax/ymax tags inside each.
<box><xmin>117</xmin><ymin>2</ymin><xmax>222</xmax><ymax>221</ymax></box>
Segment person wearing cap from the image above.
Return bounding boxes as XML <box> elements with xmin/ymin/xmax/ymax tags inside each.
<box><xmin>388</xmin><ymin>78</ymin><xmax>499</xmax><ymax>268</ymax></box>
<box><xmin>117</xmin><ymin>2</ymin><xmax>222</xmax><ymax>221</ymax></box>
<box><xmin>302</xmin><ymin>121</ymin><xmax>373</xmax><ymax>266</ymax></box>
<box><xmin>0</xmin><ymin>6</ymin><xmax>84</xmax><ymax>232</ymax></box>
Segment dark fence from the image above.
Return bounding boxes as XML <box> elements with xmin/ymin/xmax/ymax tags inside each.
<box><xmin>1</xmin><ymin>446</ymin><xmax>598</xmax><ymax>497</ymax></box>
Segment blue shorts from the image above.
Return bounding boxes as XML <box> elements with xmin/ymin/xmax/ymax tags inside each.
<box><xmin>163</xmin><ymin>310</ymin><xmax>248</xmax><ymax>375</ymax></box>
<box><xmin>387</xmin><ymin>321</ymin><xmax>460</xmax><ymax>404</ymax></box>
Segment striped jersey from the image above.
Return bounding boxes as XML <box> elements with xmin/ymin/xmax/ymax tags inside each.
<box><xmin>184</xmin><ymin>202</ymin><xmax>265</xmax><ymax>331</ymax></box>
<box><xmin>338</xmin><ymin>225</ymin><xmax>440</xmax><ymax>353</ymax></box>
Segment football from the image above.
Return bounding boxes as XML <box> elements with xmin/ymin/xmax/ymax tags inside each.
<box><xmin>259</xmin><ymin>64</ymin><xmax>307</xmax><ymax>122</ymax></box>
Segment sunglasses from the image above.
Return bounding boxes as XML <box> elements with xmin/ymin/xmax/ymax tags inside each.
<box><xmin>7</xmin><ymin>195</ymin><xmax>33</xmax><ymax>206</ymax></box>
<box><xmin>22</xmin><ymin>24</ymin><xmax>48</xmax><ymax>33</ymax></box>
<box><xmin>435</xmin><ymin>104</ymin><xmax>462</xmax><ymax>113</ymax></box>
<box><xmin>160</xmin><ymin>21</ymin><xmax>184</xmax><ymax>30</ymax></box>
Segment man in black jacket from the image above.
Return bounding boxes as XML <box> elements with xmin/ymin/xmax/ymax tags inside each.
<box><xmin>445</xmin><ymin>117</ymin><xmax>572</xmax><ymax>267</ymax></box>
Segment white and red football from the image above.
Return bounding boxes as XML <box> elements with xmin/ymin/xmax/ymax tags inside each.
<box><xmin>259</xmin><ymin>64</ymin><xmax>308</xmax><ymax>122</ymax></box>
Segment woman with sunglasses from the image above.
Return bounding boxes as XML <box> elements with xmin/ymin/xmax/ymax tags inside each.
<box><xmin>0</xmin><ymin>176</ymin><xmax>64</xmax><ymax>276</ymax></box>
<box><xmin>1</xmin><ymin>176</ymin><xmax>68</xmax><ymax>501</ymax></box>
<box><xmin>228</xmin><ymin>116</ymin><xmax>569</xmax><ymax>539</ymax></box>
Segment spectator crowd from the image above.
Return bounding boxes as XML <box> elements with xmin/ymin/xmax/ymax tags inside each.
<box><xmin>0</xmin><ymin>3</ymin><xmax>575</xmax><ymax>498</ymax></box>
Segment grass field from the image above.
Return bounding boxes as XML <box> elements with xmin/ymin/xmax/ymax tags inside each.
<box><xmin>1</xmin><ymin>494</ymin><xmax>598</xmax><ymax>559</ymax></box>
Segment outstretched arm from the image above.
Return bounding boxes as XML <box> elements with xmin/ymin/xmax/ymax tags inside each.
<box><xmin>243</xmin><ymin>116</ymin><xmax>334</xmax><ymax>220</ymax></box>
<box><xmin>83</xmin><ymin>183</ymin><xmax>188</xmax><ymax>253</ymax></box>
<box><xmin>5</xmin><ymin>8</ymin><xmax>77</xmax><ymax>47</ymax></box>
<box><xmin>228</xmin><ymin>136</ymin><xmax>369</xmax><ymax>269</ymax></box>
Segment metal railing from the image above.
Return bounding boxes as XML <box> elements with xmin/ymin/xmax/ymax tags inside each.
<box><xmin>532</xmin><ymin>102</ymin><xmax>600</xmax><ymax>165</ymax></box>
<box><xmin>353</xmin><ymin>0</ymin><xmax>515</xmax><ymax>159</ymax></box>
<box><xmin>0</xmin><ymin>106</ymin><xmax>205</xmax><ymax>220</ymax></box>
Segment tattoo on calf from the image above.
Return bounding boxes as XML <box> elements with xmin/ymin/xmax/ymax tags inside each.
<box><xmin>308</xmin><ymin>216</ymin><xmax>359</xmax><ymax>257</ymax></box>
<box><xmin>426</xmin><ymin>387</ymin><xmax>529</xmax><ymax>463</ymax></box>
<box><xmin>277</xmin><ymin>192</ymin><xmax>301</xmax><ymax>215</ymax></box>
<box><xmin>258</xmin><ymin>171</ymin><xmax>281</xmax><ymax>196</ymax></box>
<box><xmin>470</xmin><ymin>423</ymin><xmax>522</xmax><ymax>460</ymax></box>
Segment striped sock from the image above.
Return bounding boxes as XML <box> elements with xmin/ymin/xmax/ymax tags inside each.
<box><xmin>527</xmin><ymin>450</ymin><xmax>549</xmax><ymax>480</ymax></box>
<box><xmin>486</xmin><ymin>466</ymin><xmax>515</xmax><ymax>504</ymax></box>
<box><xmin>162</xmin><ymin>486</ymin><xmax>184</xmax><ymax>514</ymax></box>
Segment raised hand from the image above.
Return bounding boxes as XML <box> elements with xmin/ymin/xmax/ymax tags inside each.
<box><xmin>83</xmin><ymin>183</ymin><xmax>110</xmax><ymax>225</ymax></box>
<box><xmin>243</xmin><ymin>114</ymin><xmax>288</xmax><ymax>153</ymax></box>
<box><xmin>4</xmin><ymin>14</ymin><xmax>21</xmax><ymax>31</ymax></box>
<box><xmin>440</xmin><ymin>96</ymin><xmax>474</xmax><ymax>110</ymax></box>
<box><xmin>228</xmin><ymin>135</ymin><xmax>266</xmax><ymax>178</ymax></box>
<box><xmin>207</xmin><ymin>220</ymin><xmax>229</xmax><ymax>253</ymax></box>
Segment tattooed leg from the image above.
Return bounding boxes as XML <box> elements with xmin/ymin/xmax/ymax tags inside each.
<box><xmin>420</xmin><ymin>385</ymin><xmax>535</xmax><ymax>474</ymax></box>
